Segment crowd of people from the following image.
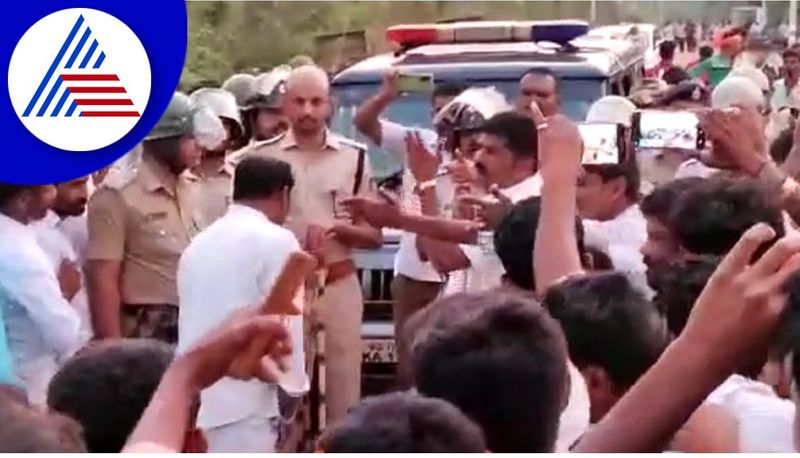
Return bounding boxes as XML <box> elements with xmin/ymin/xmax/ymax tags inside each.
<box><xmin>4</xmin><ymin>20</ymin><xmax>800</xmax><ymax>454</ymax></box>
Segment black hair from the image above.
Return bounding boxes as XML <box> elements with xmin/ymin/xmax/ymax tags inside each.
<box><xmin>669</xmin><ymin>175</ymin><xmax>784</xmax><ymax>257</ymax></box>
<box><xmin>478</xmin><ymin>111</ymin><xmax>538</xmax><ymax>159</ymax></box>
<box><xmin>656</xmin><ymin>81</ymin><xmax>710</xmax><ymax>106</ymax></box>
<box><xmin>521</xmin><ymin>68</ymin><xmax>560</xmax><ymax>93</ymax></box>
<box><xmin>699</xmin><ymin>45</ymin><xmax>714</xmax><ymax>61</ymax></box>
<box><xmin>651</xmin><ymin>257</ymin><xmax>720</xmax><ymax>336</ymax></box>
<box><xmin>432</xmin><ymin>82</ymin><xmax>465</xmax><ymax>100</ymax></box>
<box><xmin>413</xmin><ymin>292</ymin><xmax>568</xmax><ymax>452</ymax></box>
<box><xmin>770</xmin><ymin>127</ymin><xmax>794</xmax><ymax>164</ymax></box>
<box><xmin>232</xmin><ymin>156</ymin><xmax>295</xmax><ymax>201</ymax></box>
<box><xmin>543</xmin><ymin>272</ymin><xmax>669</xmax><ymax>393</ymax></box>
<box><xmin>318</xmin><ymin>392</ymin><xmax>486</xmax><ymax>452</ymax></box>
<box><xmin>47</xmin><ymin>339</ymin><xmax>174</xmax><ymax>452</ymax></box>
<box><xmin>659</xmin><ymin>40</ymin><xmax>677</xmax><ymax>60</ymax></box>
<box><xmin>640</xmin><ymin>177</ymin><xmax>704</xmax><ymax>222</ymax></box>
<box><xmin>783</xmin><ymin>46</ymin><xmax>800</xmax><ymax>62</ymax></box>
<box><xmin>584</xmin><ymin>157</ymin><xmax>641</xmax><ymax>203</ymax></box>
<box><xmin>493</xmin><ymin>196</ymin><xmax>586</xmax><ymax>291</ymax></box>
<box><xmin>661</xmin><ymin>66</ymin><xmax>690</xmax><ymax>86</ymax></box>
<box><xmin>0</xmin><ymin>390</ymin><xmax>85</xmax><ymax>452</ymax></box>
<box><xmin>0</xmin><ymin>183</ymin><xmax>32</xmax><ymax>209</ymax></box>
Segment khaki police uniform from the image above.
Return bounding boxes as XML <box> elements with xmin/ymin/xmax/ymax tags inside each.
<box><xmin>192</xmin><ymin>162</ymin><xmax>233</xmax><ymax>228</ymax></box>
<box><xmin>86</xmin><ymin>153</ymin><xmax>201</xmax><ymax>343</ymax></box>
<box><xmin>228</xmin><ymin>128</ymin><xmax>372</xmax><ymax>423</ymax></box>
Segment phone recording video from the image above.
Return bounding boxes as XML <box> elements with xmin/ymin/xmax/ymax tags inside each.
<box><xmin>396</xmin><ymin>72</ymin><xmax>434</xmax><ymax>93</ymax></box>
<box><xmin>632</xmin><ymin>110</ymin><xmax>705</xmax><ymax>151</ymax></box>
<box><xmin>578</xmin><ymin>123</ymin><xmax>625</xmax><ymax>165</ymax></box>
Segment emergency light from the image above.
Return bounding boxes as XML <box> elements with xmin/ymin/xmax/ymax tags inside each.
<box><xmin>386</xmin><ymin>20</ymin><xmax>590</xmax><ymax>48</ymax></box>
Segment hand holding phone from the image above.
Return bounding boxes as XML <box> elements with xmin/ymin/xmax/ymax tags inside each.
<box><xmin>396</xmin><ymin>72</ymin><xmax>434</xmax><ymax>93</ymax></box>
<box><xmin>632</xmin><ymin>110</ymin><xmax>705</xmax><ymax>151</ymax></box>
<box><xmin>578</xmin><ymin>123</ymin><xmax>626</xmax><ymax>165</ymax></box>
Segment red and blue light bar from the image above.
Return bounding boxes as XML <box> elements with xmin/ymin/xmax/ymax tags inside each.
<box><xmin>386</xmin><ymin>20</ymin><xmax>590</xmax><ymax>48</ymax></box>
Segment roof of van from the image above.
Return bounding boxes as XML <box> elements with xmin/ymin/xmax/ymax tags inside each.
<box><xmin>333</xmin><ymin>35</ymin><xmax>644</xmax><ymax>85</ymax></box>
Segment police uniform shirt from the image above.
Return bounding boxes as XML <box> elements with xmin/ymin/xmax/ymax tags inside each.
<box><xmin>191</xmin><ymin>164</ymin><xmax>233</xmax><ymax>229</ymax></box>
<box><xmin>228</xmin><ymin>129</ymin><xmax>373</xmax><ymax>265</ymax></box>
<box><xmin>86</xmin><ymin>153</ymin><xmax>201</xmax><ymax>306</ymax></box>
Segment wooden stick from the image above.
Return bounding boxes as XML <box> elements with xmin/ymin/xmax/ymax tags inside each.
<box><xmin>262</xmin><ymin>251</ymin><xmax>318</xmax><ymax>315</ymax></box>
<box><xmin>229</xmin><ymin>251</ymin><xmax>318</xmax><ymax>378</ymax></box>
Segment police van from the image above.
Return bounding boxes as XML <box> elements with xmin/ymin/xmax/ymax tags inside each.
<box><xmin>331</xmin><ymin>20</ymin><xmax>645</xmax><ymax>395</ymax></box>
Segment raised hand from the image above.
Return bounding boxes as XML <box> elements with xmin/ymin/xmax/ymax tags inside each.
<box><xmin>458</xmin><ymin>185</ymin><xmax>514</xmax><ymax>230</ymax></box>
<box><xmin>406</xmin><ymin>131</ymin><xmax>441</xmax><ymax>183</ymax></box>
<box><xmin>538</xmin><ymin>114</ymin><xmax>583</xmax><ymax>186</ymax></box>
<box><xmin>697</xmin><ymin>105</ymin><xmax>768</xmax><ymax>176</ymax></box>
<box><xmin>681</xmin><ymin>223</ymin><xmax>800</xmax><ymax>370</ymax></box>
<box><xmin>379</xmin><ymin>68</ymin><xmax>400</xmax><ymax>100</ymax></box>
<box><xmin>341</xmin><ymin>189</ymin><xmax>402</xmax><ymax>229</ymax></box>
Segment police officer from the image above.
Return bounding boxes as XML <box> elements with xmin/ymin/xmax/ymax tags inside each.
<box><xmin>244</xmin><ymin>67</ymin><xmax>291</xmax><ymax>144</ymax></box>
<box><xmin>85</xmin><ymin>93</ymin><xmax>220</xmax><ymax>343</ymax></box>
<box><xmin>228</xmin><ymin>65</ymin><xmax>382</xmax><ymax>423</ymax></box>
<box><xmin>189</xmin><ymin>87</ymin><xmax>244</xmax><ymax>227</ymax></box>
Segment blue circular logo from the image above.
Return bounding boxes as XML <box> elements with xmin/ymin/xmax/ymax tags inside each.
<box><xmin>3</xmin><ymin>0</ymin><xmax>187</xmax><ymax>184</ymax></box>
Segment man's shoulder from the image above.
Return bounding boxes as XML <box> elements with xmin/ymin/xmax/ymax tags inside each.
<box><xmin>226</xmin><ymin>134</ymin><xmax>287</xmax><ymax>168</ymax></box>
<box><xmin>97</xmin><ymin>165</ymin><xmax>139</xmax><ymax>192</ymax></box>
<box><xmin>333</xmin><ymin>133</ymin><xmax>368</xmax><ymax>154</ymax></box>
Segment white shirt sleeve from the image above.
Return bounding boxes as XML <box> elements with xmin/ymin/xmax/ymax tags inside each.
<box><xmin>13</xmin><ymin>254</ymin><xmax>81</xmax><ymax>359</ymax></box>
<box><xmin>379</xmin><ymin>120</ymin><xmax>411</xmax><ymax>162</ymax></box>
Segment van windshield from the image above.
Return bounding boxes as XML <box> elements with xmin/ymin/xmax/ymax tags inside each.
<box><xmin>331</xmin><ymin>79</ymin><xmax>605</xmax><ymax>177</ymax></box>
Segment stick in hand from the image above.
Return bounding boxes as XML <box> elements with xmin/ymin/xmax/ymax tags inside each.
<box><xmin>229</xmin><ymin>250</ymin><xmax>318</xmax><ymax>379</ymax></box>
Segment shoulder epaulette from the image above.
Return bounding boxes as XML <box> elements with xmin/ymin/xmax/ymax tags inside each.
<box><xmin>100</xmin><ymin>165</ymin><xmax>137</xmax><ymax>191</ymax></box>
<box><xmin>337</xmin><ymin>136</ymin><xmax>368</xmax><ymax>152</ymax></box>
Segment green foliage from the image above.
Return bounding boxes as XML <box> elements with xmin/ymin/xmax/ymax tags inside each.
<box><xmin>181</xmin><ymin>1</ymin><xmax>780</xmax><ymax>90</ymax></box>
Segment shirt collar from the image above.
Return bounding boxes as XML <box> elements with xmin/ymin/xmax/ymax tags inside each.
<box><xmin>140</xmin><ymin>154</ymin><xmax>179</xmax><ymax>195</ymax></box>
<box><xmin>500</xmin><ymin>173</ymin><xmax>542</xmax><ymax>200</ymax></box>
<box><xmin>226</xmin><ymin>203</ymin><xmax>274</xmax><ymax>224</ymax></box>
<box><xmin>280</xmin><ymin>128</ymin><xmax>340</xmax><ymax>151</ymax></box>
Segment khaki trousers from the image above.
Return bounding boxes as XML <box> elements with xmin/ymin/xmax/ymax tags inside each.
<box><xmin>391</xmin><ymin>274</ymin><xmax>442</xmax><ymax>389</ymax></box>
<box><xmin>313</xmin><ymin>272</ymin><xmax>363</xmax><ymax>425</ymax></box>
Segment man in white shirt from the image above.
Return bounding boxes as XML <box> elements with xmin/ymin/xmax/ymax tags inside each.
<box><xmin>353</xmin><ymin>72</ymin><xmax>462</xmax><ymax>387</ymax></box>
<box><xmin>176</xmin><ymin>156</ymin><xmax>307</xmax><ymax>452</ymax></box>
<box><xmin>771</xmin><ymin>48</ymin><xmax>800</xmax><ymax>112</ymax></box>
<box><xmin>0</xmin><ymin>184</ymin><xmax>82</xmax><ymax>405</ymax></box>
<box><xmin>345</xmin><ymin>111</ymin><xmax>542</xmax><ymax>294</ymax></box>
<box><xmin>582</xmin><ymin>97</ymin><xmax>649</xmax><ymax>295</ymax></box>
<box><xmin>31</xmin><ymin>177</ymin><xmax>92</xmax><ymax>344</ymax></box>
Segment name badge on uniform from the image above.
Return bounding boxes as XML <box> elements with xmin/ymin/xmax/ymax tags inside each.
<box><xmin>143</xmin><ymin>211</ymin><xmax>168</xmax><ymax>222</ymax></box>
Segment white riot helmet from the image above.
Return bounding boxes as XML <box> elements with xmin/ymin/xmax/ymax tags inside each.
<box><xmin>248</xmin><ymin>65</ymin><xmax>292</xmax><ymax>110</ymax></box>
<box><xmin>433</xmin><ymin>87</ymin><xmax>511</xmax><ymax>133</ymax></box>
<box><xmin>189</xmin><ymin>87</ymin><xmax>243</xmax><ymax>136</ymax></box>
<box><xmin>432</xmin><ymin>87</ymin><xmax>511</xmax><ymax>156</ymax></box>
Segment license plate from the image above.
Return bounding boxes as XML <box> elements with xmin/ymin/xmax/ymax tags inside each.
<box><xmin>362</xmin><ymin>339</ymin><xmax>397</xmax><ymax>363</ymax></box>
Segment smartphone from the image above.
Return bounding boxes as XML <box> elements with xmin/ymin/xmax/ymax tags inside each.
<box><xmin>632</xmin><ymin>110</ymin><xmax>705</xmax><ymax>151</ymax></box>
<box><xmin>397</xmin><ymin>72</ymin><xmax>434</xmax><ymax>93</ymax></box>
<box><xmin>577</xmin><ymin>123</ymin><xmax>626</xmax><ymax>165</ymax></box>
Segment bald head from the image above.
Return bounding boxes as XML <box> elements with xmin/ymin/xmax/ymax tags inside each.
<box><xmin>282</xmin><ymin>65</ymin><xmax>332</xmax><ymax>138</ymax></box>
<box><xmin>285</xmin><ymin>65</ymin><xmax>330</xmax><ymax>95</ymax></box>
